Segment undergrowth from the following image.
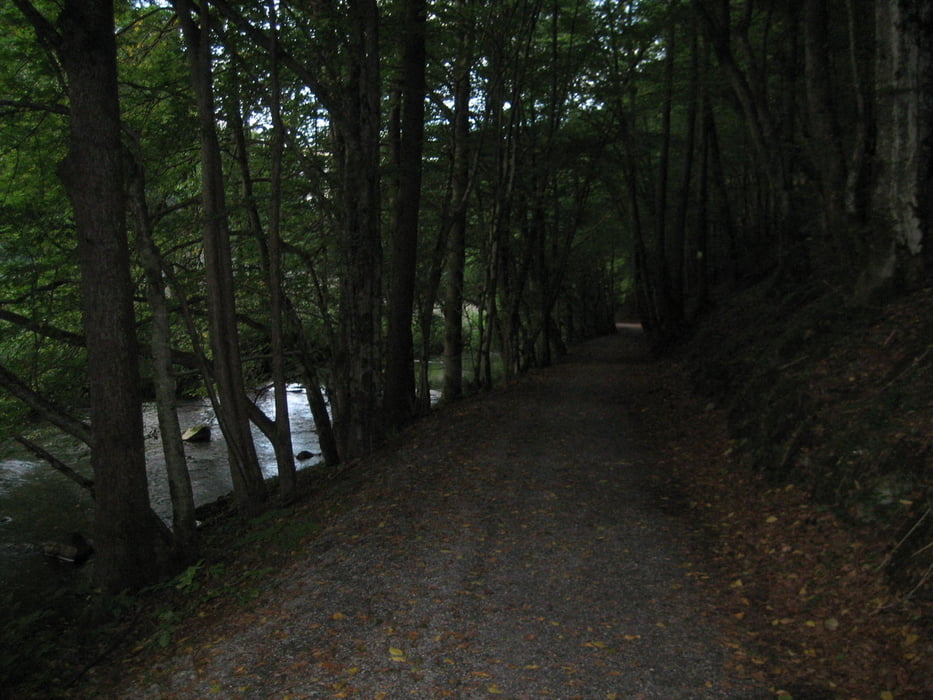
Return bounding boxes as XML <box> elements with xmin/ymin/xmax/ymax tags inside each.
<box><xmin>2</xmin><ymin>497</ymin><xmax>324</xmax><ymax>699</ymax></box>
<box><xmin>685</xmin><ymin>282</ymin><xmax>933</xmax><ymax>601</ymax></box>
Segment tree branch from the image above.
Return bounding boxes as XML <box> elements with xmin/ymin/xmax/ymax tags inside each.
<box><xmin>13</xmin><ymin>434</ymin><xmax>95</xmax><ymax>496</ymax></box>
<box><xmin>11</xmin><ymin>0</ymin><xmax>62</xmax><ymax>50</ymax></box>
<box><xmin>0</xmin><ymin>99</ymin><xmax>68</xmax><ymax>116</ymax></box>
<box><xmin>207</xmin><ymin>0</ymin><xmax>339</xmax><ymax>117</ymax></box>
<box><xmin>0</xmin><ymin>307</ymin><xmax>86</xmax><ymax>347</ymax></box>
<box><xmin>0</xmin><ymin>363</ymin><xmax>91</xmax><ymax>445</ymax></box>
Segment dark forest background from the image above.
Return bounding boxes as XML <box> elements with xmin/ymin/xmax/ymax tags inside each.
<box><xmin>1</xmin><ymin>0</ymin><xmax>930</xmax><ymax>598</ymax></box>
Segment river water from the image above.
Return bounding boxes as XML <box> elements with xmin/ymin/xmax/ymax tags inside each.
<box><xmin>0</xmin><ymin>384</ymin><xmax>321</xmax><ymax>607</ymax></box>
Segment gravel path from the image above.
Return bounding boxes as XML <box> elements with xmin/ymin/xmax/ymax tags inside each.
<box><xmin>115</xmin><ymin>328</ymin><xmax>767</xmax><ymax>699</ymax></box>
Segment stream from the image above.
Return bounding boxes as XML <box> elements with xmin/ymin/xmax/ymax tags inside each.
<box><xmin>0</xmin><ymin>384</ymin><xmax>321</xmax><ymax>609</ymax></box>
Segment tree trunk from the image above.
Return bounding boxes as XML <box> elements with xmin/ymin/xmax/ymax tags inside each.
<box><xmin>331</xmin><ymin>0</ymin><xmax>383</xmax><ymax>460</ymax></box>
<box><xmin>692</xmin><ymin>83</ymin><xmax>711</xmax><ymax>317</ymax></box>
<box><xmin>0</xmin><ymin>362</ymin><xmax>90</xmax><ymax>445</ymax></box>
<box><xmin>694</xmin><ymin>0</ymin><xmax>795</xmax><ymax>269</ymax></box>
<box><xmin>843</xmin><ymin>0</ymin><xmax>873</xmax><ymax>222</ymax></box>
<box><xmin>442</xmin><ymin>3</ymin><xmax>474</xmax><ymax>402</ymax></box>
<box><xmin>803</xmin><ymin>0</ymin><xmax>848</xmax><ymax>258</ymax></box>
<box><xmin>266</xmin><ymin>0</ymin><xmax>297</xmax><ymax>498</ymax></box>
<box><xmin>383</xmin><ymin>0</ymin><xmax>427</xmax><ymax>433</ymax></box>
<box><xmin>654</xmin><ymin>5</ymin><xmax>679</xmax><ymax>337</ymax></box>
<box><xmin>174</xmin><ymin>0</ymin><xmax>266</xmax><ymax>512</ymax></box>
<box><xmin>673</xmin><ymin>20</ymin><xmax>700</xmax><ymax>318</ymax></box>
<box><xmin>49</xmin><ymin>0</ymin><xmax>159</xmax><ymax>592</ymax></box>
<box><xmin>226</xmin><ymin>70</ymin><xmax>303</xmax><ymax>493</ymax></box>
<box><xmin>127</xmin><ymin>152</ymin><xmax>198</xmax><ymax>565</ymax></box>
<box><xmin>703</xmin><ymin>95</ymin><xmax>738</xmax><ymax>289</ymax></box>
<box><xmin>871</xmin><ymin>0</ymin><xmax>933</xmax><ymax>287</ymax></box>
<box><xmin>14</xmin><ymin>435</ymin><xmax>95</xmax><ymax>495</ymax></box>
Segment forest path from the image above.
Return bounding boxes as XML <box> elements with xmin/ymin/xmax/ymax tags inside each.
<box><xmin>108</xmin><ymin>327</ymin><xmax>766</xmax><ymax>699</ymax></box>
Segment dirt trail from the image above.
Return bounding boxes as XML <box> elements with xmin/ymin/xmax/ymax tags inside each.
<box><xmin>107</xmin><ymin>328</ymin><xmax>767</xmax><ymax>699</ymax></box>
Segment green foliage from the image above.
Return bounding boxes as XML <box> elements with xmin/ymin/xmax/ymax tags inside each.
<box><xmin>173</xmin><ymin>560</ymin><xmax>205</xmax><ymax>595</ymax></box>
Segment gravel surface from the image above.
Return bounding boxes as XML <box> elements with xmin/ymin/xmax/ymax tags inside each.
<box><xmin>113</xmin><ymin>328</ymin><xmax>769</xmax><ymax>699</ymax></box>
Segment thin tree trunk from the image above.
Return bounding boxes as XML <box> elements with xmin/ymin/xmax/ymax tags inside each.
<box><xmin>843</xmin><ymin>0</ymin><xmax>872</xmax><ymax>221</ymax></box>
<box><xmin>611</xmin><ymin>99</ymin><xmax>656</xmax><ymax>337</ymax></box>
<box><xmin>694</xmin><ymin>0</ymin><xmax>794</xmax><ymax>266</ymax></box>
<box><xmin>654</xmin><ymin>4</ymin><xmax>679</xmax><ymax>337</ymax></box>
<box><xmin>127</xmin><ymin>151</ymin><xmax>197</xmax><ymax>563</ymax></box>
<box><xmin>227</xmin><ymin>73</ymin><xmax>317</xmax><ymax>485</ymax></box>
<box><xmin>803</xmin><ymin>0</ymin><xmax>847</xmax><ymax>256</ymax></box>
<box><xmin>673</xmin><ymin>20</ymin><xmax>700</xmax><ymax>317</ymax></box>
<box><xmin>383</xmin><ymin>0</ymin><xmax>427</xmax><ymax>433</ymax></box>
<box><xmin>441</xmin><ymin>14</ymin><xmax>473</xmax><ymax>400</ymax></box>
<box><xmin>174</xmin><ymin>0</ymin><xmax>266</xmax><ymax>512</ymax></box>
<box><xmin>693</xmin><ymin>81</ymin><xmax>711</xmax><ymax>317</ymax></box>
<box><xmin>266</xmin><ymin>0</ymin><xmax>297</xmax><ymax>498</ymax></box>
<box><xmin>703</xmin><ymin>96</ymin><xmax>738</xmax><ymax>288</ymax></box>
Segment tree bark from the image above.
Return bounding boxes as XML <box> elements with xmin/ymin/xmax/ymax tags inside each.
<box><xmin>803</xmin><ymin>0</ymin><xmax>847</xmax><ymax>255</ymax></box>
<box><xmin>331</xmin><ymin>0</ymin><xmax>384</xmax><ymax>460</ymax></box>
<box><xmin>26</xmin><ymin>0</ymin><xmax>161</xmax><ymax>591</ymax></box>
<box><xmin>673</xmin><ymin>20</ymin><xmax>700</xmax><ymax>318</ymax></box>
<box><xmin>443</xmin><ymin>0</ymin><xmax>476</xmax><ymax>402</ymax></box>
<box><xmin>654</xmin><ymin>5</ymin><xmax>679</xmax><ymax>337</ymax></box>
<box><xmin>266</xmin><ymin>0</ymin><xmax>297</xmax><ymax>498</ymax></box>
<box><xmin>174</xmin><ymin>0</ymin><xmax>266</xmax><ymax>512</ymax></box>
<box><xmin>127</xmin><ymin>151</ymin><xmax>198</xmax><ymax>564</ymax></box>
<box><xmin>871</xmin><ymin>0</ymin><xmax>933</xmax><ymax>286</ymax></box>
<box><xmin>383</xmin><ymin>0</ymin><xmax>427</xmax><ymax>433</ymax></box>
<box><xmin>13</xmin><ymin>435</ymin><xmax>95</xmax><ymax>495</ymax></box>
